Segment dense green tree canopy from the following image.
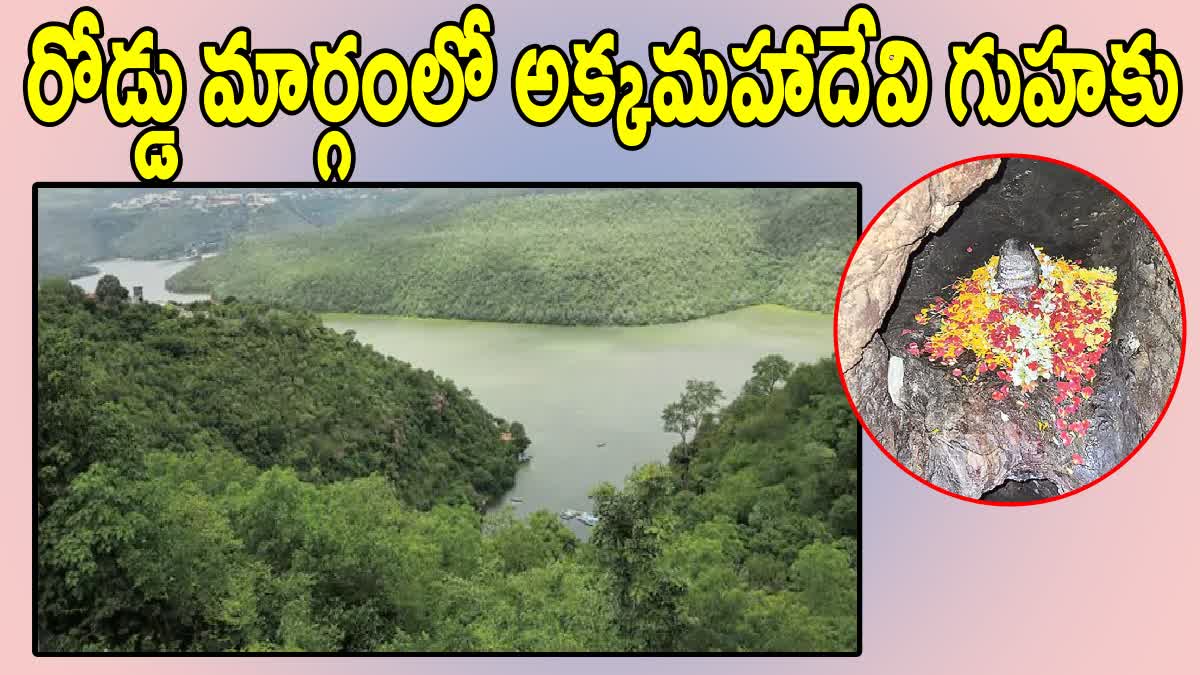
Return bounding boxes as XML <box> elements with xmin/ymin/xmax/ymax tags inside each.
<box><xmin>93</xmin><ymin>274</ymin><xmax>128</xmax><ymax>306</ymax></box>
<box><xmin>596</xmin><ymin>355</ymin><xmax>858</xmax><ymax>652</ymax></box>
<box><xmin>36</xmin><ymin>280</ymin><xmax>522</xmax><ymax>514</ymax></box>
<box><xmin>167</xmin><ymin>188</ymin><xmax>856</xmax><ymax>323</ymax></box>
<box><xmin>37</xmin><ymin>285</ymin><xmax>857</xmax><ymax>652</ymax></box>
<box><xmin>662</xmin><ymin>379</ymin><xmax>724</xmax><ymax>446</ymax></box>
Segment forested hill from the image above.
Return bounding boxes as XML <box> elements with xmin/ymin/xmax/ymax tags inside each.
<box><xmin>167</xmin><ymin>188</ymin><xmax>856</xmax><ymax>324</ymax></box>
<box><xmin>37</xmin><ymin>283</ymin><xmax>857</xmax><ymax>651</ymax></box>
<box><xmin>37</xmin><ymin>278</ymin><xmax>524</xmax><ymax>514</ymax></box>
<box><xmin>587</xmin><ymin>355</ymin><xmax>859</xmax><ymax>652</ymax></box>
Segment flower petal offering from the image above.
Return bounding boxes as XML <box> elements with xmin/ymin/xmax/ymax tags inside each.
<box><xmin>910</xmin><ymin>240</ymin><xmax>1117</xmax><ymax>451</ymax></box>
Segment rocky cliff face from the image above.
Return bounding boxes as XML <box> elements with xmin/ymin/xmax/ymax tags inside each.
<box><xmin>840</xmin><ymin>158</ymin><xmax>1182</xmax><ymax>500</ymax></box>
<box><xmin>1107</xmin><ymin>214</ymin><xmax>1184</xmax><ymax>465</ymax></box>
<box><xmin>838</xmin><ymin>159</ymin><xmax>1002</xmax><ymax>373</ymax></box>
<box><xmin>839</xmin><ymin>159</ymin><xmax>1002</xmax><ymax>493</ymax></box>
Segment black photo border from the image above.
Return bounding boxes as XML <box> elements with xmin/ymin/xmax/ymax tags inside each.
<box><xmin>33</xmin><ymin>180</ymin><xmax>863</xmax><ymax>657</ymax></box>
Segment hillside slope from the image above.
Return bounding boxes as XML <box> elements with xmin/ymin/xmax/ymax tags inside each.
<box><xmin>168</xmin><ymin>188</ymin><xmax>856</xmax><ymax>324</ymax></box>
<box><xmin>37</xmin><ymin>279</ymin><xmax>524</xmax><ymax>514</ymax></box>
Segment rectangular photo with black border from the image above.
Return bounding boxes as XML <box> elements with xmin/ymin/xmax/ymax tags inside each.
<box><xmin>34</xmin><ymin>182</ymin><xmax>862</xmax><ymax>656</ymax></box>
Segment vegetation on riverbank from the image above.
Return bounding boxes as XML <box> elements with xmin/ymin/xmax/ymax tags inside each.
<box><xmin>168</xmin><ymin>188</ymin><xmax>855</xmax><ymax>324</ymax></box>
<box><xmin>36</xmin><ymin>255</ymin><xmax>98</xmax><ymax>282</ymax></box>
<box><xmin>37</xmin><ymin>278</ymin><xmax>857</xmax><ymax>652</ymax></box>
<box><xmin>590</xmin><ymin>354</ymin><xmax>858</xmax><ymax>651</ymax></box>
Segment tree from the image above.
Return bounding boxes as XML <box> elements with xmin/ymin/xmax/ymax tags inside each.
<box><xmin>661</xmin><ymin>380</ymin><xmax>724</xmax><ymax>447</ymax></box>
<box><xmin>662</xmin><ymin>380</ymin><xmax>724</xmax><ymax>489</ymax></box>
<box><xmin>656</xmin><ymin>518</ymin><xmax>750</xmax><ymax>651</ymax></box>
<box><xmin>485</xmin><ymin>509</ymin><xmax>575</xmax><ymax>575</ymax></box>
<box><xmin>590</xmin><ymin>465</ymin><xmax>683</xmax><ymax>650</ymax></box>
<box><xmin>744</xmin><ymin>354</ymin><xmax>793</xmax><ymax>396</ymax></box>
<box><xmin>94</xmin><ymin>274</ymin><xmax>129</xmax><ymax>306</ymax></box>
<box><xmin>788</xmin><ymin>542</ymin><xmax>857</xmax><ymax>650</ymax></box>
<box><xmin>508</xmin><ymin>421</ymin><xmax>531</xmax><ymax>452</ymax></box>
<box><xmin>661</xmin><ymin>402</ymin><xmax>689</xmax><ymax>447</ymax></box>
<box><xmin>37</xmin><ymin>328</ymin><xmax>93</xmax><ymax>514</ymax></box>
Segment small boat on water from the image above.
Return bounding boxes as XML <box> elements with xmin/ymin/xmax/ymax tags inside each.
<box><xmin>510</xmin><ymin>497</ymin><xmax>524</xmax><ymax>504</ymax></box>
<box><xmin>596</xmin><ymin>442</ymin><xmax>607</xmax><ymax>448</ymax></box>
<box><xmin>558</xmin><ymin>509</ymin><xmax>599</xmax><ymax>525</ymax></box>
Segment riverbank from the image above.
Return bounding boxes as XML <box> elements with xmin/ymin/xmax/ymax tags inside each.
<box><xmin>71</xmin><ymin>258</ymin><xmax>214</xmax><ymax>304</ymax></box>
<box><xmin>322</xmin><ymin>303</ymin><xmax>827</xmax><ymax>337</ymax></box>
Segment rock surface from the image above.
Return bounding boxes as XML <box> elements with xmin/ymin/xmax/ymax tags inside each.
<box><xmin>886</xmin><ymin>358</ymin><xmax>1064</xmax><ymax>497</ymax></box>
<box><xmin>1107</xmin><ymin>213</ymin><xmax>1183</xmax><ymax>460</ymax></box>
<box><xmin>880</xmin><ymin>340</ymin><xmax>1140</xmax><ymax>498</ymax></box>
<box><xmin>982</xmin><ymin>478</ymin><xmax>1061</xmax><ymax>502</ymax></box>
<box><xmin>838</xmin><ymin>159</ymin><xmax>1001</xmax><ymax>371</ymax></box>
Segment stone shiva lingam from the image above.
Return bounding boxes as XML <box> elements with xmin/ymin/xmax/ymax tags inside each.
<box><xmin>996</xmin><ymin>238</ymin><xmax>1040</xmax><ymax>303</ymax></box>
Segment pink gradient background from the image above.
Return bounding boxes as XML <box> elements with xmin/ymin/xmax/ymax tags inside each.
<box><xmin>6</xmin><ymin>0</ymin><xmax>1196</xmax><ymax>670</ymax></box>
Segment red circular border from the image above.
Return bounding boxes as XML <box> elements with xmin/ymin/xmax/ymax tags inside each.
<box><xmin>834</xmin><ymin>153</ymin><xmax>1188</xmax><ymax>507</ymax></box>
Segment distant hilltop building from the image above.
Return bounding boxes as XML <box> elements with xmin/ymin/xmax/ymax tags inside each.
<box><xmin>104</xmin><ymin>187</ymin><xmax>408</xmax><ymax>214</ymax></box>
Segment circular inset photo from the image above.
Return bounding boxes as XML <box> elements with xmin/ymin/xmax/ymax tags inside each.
<box><xmin>836</xmin><ymin>155</ymin><xmax>1184</xmax><ymax>504</ymax></box>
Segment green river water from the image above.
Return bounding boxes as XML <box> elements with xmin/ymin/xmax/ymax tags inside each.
<box><xmin>324</xmin><ymin>306</ymin><xmax>832</xmax><ymax>534</ymax></box>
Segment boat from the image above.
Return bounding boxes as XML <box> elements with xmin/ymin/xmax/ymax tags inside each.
<box><xmin>578</xmin><ymin>513</ymin><xmax>599</xmax><ymax>526</ymax></box>
<box><xmin>560</xmin><ymin>509</ymin><xmax>581</xmax><ymax>520</ymax></box>
<box><xmin>510</xmin><ymin>497</ymin><xmax>524</xmax><ymax>504</ymax></box>
<box><xmin>596</xmin><ymin>442</ymin><xmax>607</xmax><ymax>448</ymax></box>
<box><xmin>517</xmin><ymin>452</ymin><xmax>532</xmax><ymax>463</ymax></box>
